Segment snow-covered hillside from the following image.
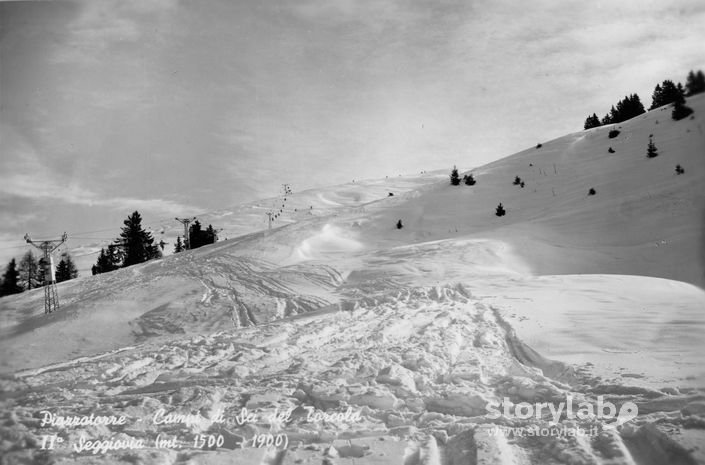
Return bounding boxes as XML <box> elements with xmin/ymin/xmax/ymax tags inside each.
<box><xmin>1</xmin><ymin>95</ymin><xmax>704</xmax><ymax>464</ymax></box>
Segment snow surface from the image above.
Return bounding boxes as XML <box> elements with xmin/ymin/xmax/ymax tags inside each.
<box><xmin>1</xmin><ymin>95</ymin><xmax>704</xmax><ymax>464</ymax></box>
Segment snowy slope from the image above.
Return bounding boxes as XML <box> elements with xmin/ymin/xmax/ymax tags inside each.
<box><xmin>356</xmin><ymin>93</ymin><xmax>705</xmax><ymax>288</ymax></box>
<box><xmin>1</xmin><ymin>95</ymin><xmax>704</xmax><ymax>464</ymax></box>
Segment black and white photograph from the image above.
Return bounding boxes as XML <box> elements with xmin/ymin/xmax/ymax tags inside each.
<box><xmin>0</xmin><ymin>1</ymin><xmax>704</xmax><ymax>463</ymax></box>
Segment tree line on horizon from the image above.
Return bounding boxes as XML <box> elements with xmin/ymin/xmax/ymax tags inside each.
<box><xmin>584</xmin><ymin>69</ymin><xmax>703</xmax><ymax>130</ymax></box>
<box><xmin>0</xmin><ymin>210</ymin><xmax>223</xmax><ymax>298</ymax></box>
<box><xmin>92</xmin><ymin>211</ymin><xmax>219</xmax><ymax>275</ymax></box>
<box><xmin>173</xmin><ymin>220</ymin><xmax>218</xmax><ymax>253</ymax></box>
<box><xmin>0</xmin><ymin>251</ymin><xmax>78</xmax><ymax>297</ymax></box>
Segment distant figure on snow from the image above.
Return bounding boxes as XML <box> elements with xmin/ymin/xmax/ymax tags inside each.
<box><xmin>396</xmin><ymin>219</ymin><xmax>403</xmax><ymax>229</ymax></box>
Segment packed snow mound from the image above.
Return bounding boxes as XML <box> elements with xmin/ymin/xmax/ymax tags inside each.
<box><xmin>290</xmin><ymin>224</ymin><xmax>364</xmax><ymax>263</ymax></box>
<box><xmin>0</xmin><ymin>243</ymin><xmax>344</xmax><ymax>373</ymax></box>
<box><xmin>67</xmin><ymin>173</ymin><xmax>445</xmax><ymax>276</ymax></box>
<box><xmin>474</xmin><ymin>273</ymin><xmax>705</xmax><ymax>387</ymax></box>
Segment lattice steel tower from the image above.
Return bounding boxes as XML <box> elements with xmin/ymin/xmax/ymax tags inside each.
<box><xmin>24</xmin><ymin>232</ymin><xmax>68</xmax><ymax>314</ymax></box>
<box><xmin>175</xmin><ymin>217</ymin><xmax>196</xmax><ymax>249</ymax></box>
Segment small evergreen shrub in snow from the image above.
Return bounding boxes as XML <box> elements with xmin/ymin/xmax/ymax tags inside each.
<box><xmin>608</xmin><ymin>147</ymin><xmax>615</xmax><ymax>153</ymax></box>
<box><xmin>588</xmin><ymin>188</ymin><xmax>596</xmax><ymax>196</ymax></box>
<box><xmin>520</xmin><ymin>181</ymin><xmax>525</xmax><ymax>188</ymax></box>
<box><xmin>495</xmin><ymin>203</ymin><xmax>506</xmax><ymax>217</ymax></box>
<box><xmin>174</xmin><ymin>236</ymin><xmax>184</xmax><ymax>253</ymax></box>
<box><xmin>450</xmin><ymin>166</ymin><xmax>461</xmax><ymax>186</ymax></box>
<box><xmin>675</xmin><ymin>164</ymin><xmax>685</xmax><ymax>175</ymax></box>
<box><xmin>647</xmin><ymin>137</ymin><xmax>659</xmax><ymax>158</ymax></box>
<box><xmin>513</xmin><ymin>176</ymin><xmax>522</xmax><ymax>185</ymax></box>
<box><xmin>536</xmin><ymin>143</ymin><xmax>542</xmax><ymax>149</ymax></box>
<box><xmin>463</xmin><ymin>174</ymin><xmax>476</xmax><ymax>186</ymax></box>
<box><xmin>608</xmin><ymin>129</ymin><xmax>620</xmax><ymax>139</ymax></box>
<box><xmin>396</xmin><ymin>219</ymin><xmax>403</xmax><ymax>229</ymax></box>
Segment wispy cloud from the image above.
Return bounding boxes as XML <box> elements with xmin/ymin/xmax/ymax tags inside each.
<box><xmin>1</xmin><ymin>0</ymin><xmax>703</xmax><ymax>248</ymax></box>
<box><xmin>0</xmin><ymin>125</ymin><xmax>196</xmax><ymax>217</ymax></box>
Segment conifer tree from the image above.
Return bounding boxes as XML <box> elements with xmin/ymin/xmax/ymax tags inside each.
<box><xmin>450</xmin><ymin>166</ymin><xmax>461</xmax><ymax>186</ymax></box>
<box><xmin>119</xmin><ymin>211</ymin><xmax>161</xmax><ymax>267</ymax></box>
<box><xmin>205</xmin><ymin>225</ymin><xmax>218</xmax><ymax>244</ymax></box>
<box><xmin>650</xmin><ymin>80</ymin><xmax>684</xmax><ymax>110</ymax></box>
<box><xmin>55</xmin><ymin>253</ymin><xmax>78</xmax><ymax>283</ymax></box>
<box><xmin>92</xmin><ymin>244</ymin><xmax>122</xmax><ymax>275</ymax></box>
<box><xmin>646</xmin><ymin>136</ymin><xmax>658</xmax><ymax>158</ymax></box>
<box><xmin>672</xmin><ymin>98</ymin><xmax>694</xmax><ymax>121</ymax></box>
<box><xmin>584</xmin><ymin>113</ymin><xmax>601</xmax><ymax>129</ymax></box>
<box><xmin>464</xmin><ymin>173</ymin><xmax>476</xmax><ymax>186</ymax></box>
<box><xmin>92</xmin><ymin>249</ymin><xmax>107</xmax><ymax>275</ymax></box>
<box><xmin>650</xmin><ymin>83</ymin><xmax>663</xmax><ymax>110</ymax></box>
<box><xmin>513</xmin><ymin>176</ymin><xmax>521</xmax><ymax>185</ymax></box>
<box><xmin>55</xmin><ymin>259</ymin><xmax>68</xmax><ymax>283</ymax></box>
<box><xmin>685</xmin><ymin>70</ymin><xmax>705</xmax><ymax>96</ymax></box>
<box><xmin>189</xmin><ymin>220</ymin><xmax>204</xmax><ymax>249</ymax></box>
<box><xmin>495</xmin><ymin>203</ymin><xmax>506</xmax><ymax>217</ymax></box>
<box><xmin>185</xmin><ymin>222</ymin><xmax>219</xmax><ymax>250</ymax></box>
<box><xmin>174</xmin><ymin>236</ymin><xmax>184</xmax><ymax>253</ymax></box>
<box><xmin>608</xmin><ymin>105</ymin><xmax>618</xmax><ymax>122</ymax></box>
<box><xmin>66</xmin><ymin>255</ymin><xmax>78</xmax><ymax>280</ymax></box>
<box><xmin>0</xmin><ymin>259</ymin><xmax>23</xmax><ymax>296</ymax></box>
<box><xmin>18</xmin><ymin>250</ymin><xmax>40</xmax><ymax>290</ymax></box>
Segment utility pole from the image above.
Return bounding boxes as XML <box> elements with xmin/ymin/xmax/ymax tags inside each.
<box><xmin>24</xmin><ymin>232</ymin><xmax>68</xmax><ymax>315</ymax></box>
<box><xmin>175</xmin><ymin>217</ymin><xmax>196</xmax><ymax>249</ymax></box>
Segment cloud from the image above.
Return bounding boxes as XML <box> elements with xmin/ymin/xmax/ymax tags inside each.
<box><xmin>0</xmin><ymin>125</ymin><xmax>197</xmax><ymax>217</ymax></box>
<box><xmin>2</xmin><ymin>0</ymin><xmax>704</xmax><ymax>250</ymax></box>
<box><xmin>51</xmin><ymin>0</ymin><xmax>178</xmax><ymax>64</ymax></box>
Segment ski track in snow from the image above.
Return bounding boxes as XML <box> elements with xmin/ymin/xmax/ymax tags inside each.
<box><xmin>2</xmin><ymin>283</ymin><xmax>703</xmax><ymax>464</ymax></box>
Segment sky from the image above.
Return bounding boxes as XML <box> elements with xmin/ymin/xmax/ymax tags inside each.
<box><xmin>1</xmin><ymin>0</ymin><xmax>704</xmax><ymax>268</ymax></box>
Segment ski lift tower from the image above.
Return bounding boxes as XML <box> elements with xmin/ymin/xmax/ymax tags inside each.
<box><xmin>175</xmin><ymin>217</ymin><xmax>196</xmax><ymax>249</ymax></box>
<box><xmin>24</xmin><ymin>232</ymin><xmax>68</xmax><ymax>314</ymax></box>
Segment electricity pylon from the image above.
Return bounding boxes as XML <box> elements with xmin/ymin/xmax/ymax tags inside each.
<box><xmin>24</xmin><ymin>232</ymin><xmax>68</xmax><ymax>315</ymax></box>
<box><xmin>175</xmin><ymin>217</ymin><xmax>196</xmax><ymax>249</ymax></box>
